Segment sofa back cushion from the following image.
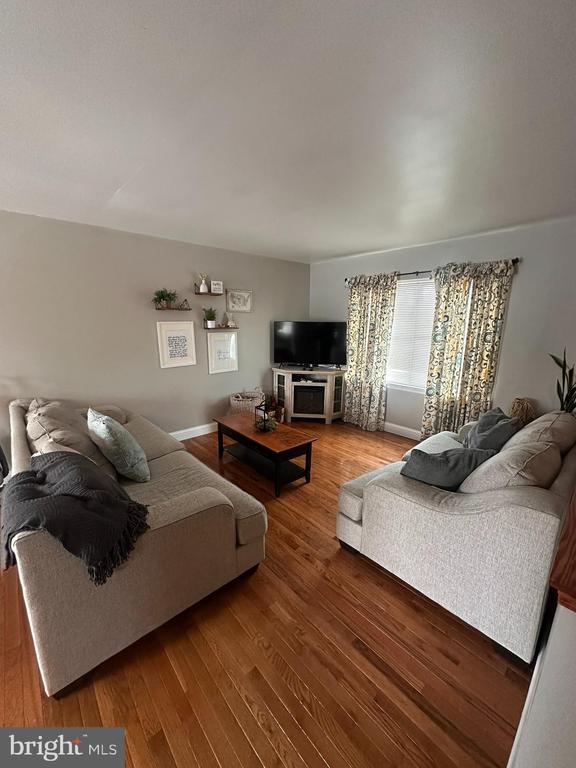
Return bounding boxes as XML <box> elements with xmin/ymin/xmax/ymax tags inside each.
<box><xmin>504</xmin><ymin>411</ymin><xmax>576</xmax><ymax>455</ymax></box>
<box><xmin>123</xmin><ymin>415</ymin><xmax>185</xmax><ymax>461</ymax></box>
<box><xmin>459</xmin><ymin>441</ymin><xmax>562</xmax><ymax>493</ymax></box>
<box><xmin>463</xmin><ymin>407</ymin><xmax>522</xmax><ymax>451</ymax></box>
<box><xmin>26</xmin><ymin>399</ymin><xmax>116</xmax><ymax>476</ymax></box>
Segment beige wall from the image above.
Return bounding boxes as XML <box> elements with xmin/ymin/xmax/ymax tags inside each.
<box><xmin>0</xmin><ymin>211</ymin><xmax>310</xmax><ymax>456</ymax></box>
<box><xmin>310</xmin><ymin>216</ymin><xmax>576</xmax><ymax>433</ymax></box>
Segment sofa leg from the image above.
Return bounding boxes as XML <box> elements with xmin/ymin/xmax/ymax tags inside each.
<box><xmin>337</xmin><ymin>539</ymin><xmax>357</xmax><ymax>553</ymax></box>
<box><xmin>243</xmin><ymin>564</ymin><xmax>260</xmax><ymax>576</ymax></box>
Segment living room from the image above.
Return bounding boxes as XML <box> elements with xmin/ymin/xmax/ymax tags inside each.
<box><xmin>1</xmin><ymin>2</ymin><xmax>575</xmax><ymax>767</ymax></box>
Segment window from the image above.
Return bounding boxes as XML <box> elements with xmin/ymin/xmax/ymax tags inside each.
<box><xmin>387</xmin><ymin>276</ymin><xmax>435</xmax><ymax>390</ymax></box>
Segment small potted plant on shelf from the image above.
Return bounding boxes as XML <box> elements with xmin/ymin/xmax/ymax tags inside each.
<box><xmin>203</xmin><ymin>307</ymin><xmax>217</xmax><ymax>329</ymax></box>
<box><xmin>152</xmin><ymin>288</ymin><xmax>178</xmax><ymax>310</ymax></box>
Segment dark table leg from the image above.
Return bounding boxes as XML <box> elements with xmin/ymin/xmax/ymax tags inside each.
<box><xmin>274</xmin><ymin>460</ymin><xmax>281</xmax><ymax>497</ymax></box>
<box><xmin>217</xmin><ymin>424</ymin><xmax>224</xmax><ymax>459</ymax></box>
<box><xmin>305</xmin><ymin>443</ymin><xmax>312</xmax><ymax>483</ymax></box>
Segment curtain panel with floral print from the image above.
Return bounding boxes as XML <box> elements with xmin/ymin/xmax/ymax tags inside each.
<box><xmin>344</xmin><ymin>272</ymin><xmax>398</xmax><ymax>431</ymax></box>
<box><xmin>421</xmin><ymin>260</ymin><xmax>516</xmax><ymax>437</ymax></box>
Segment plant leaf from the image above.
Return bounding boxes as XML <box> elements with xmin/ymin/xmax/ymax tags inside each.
<box><xmin>557</xmin><ymin>379</ymin><xmax>565</xmax><ymax>409</ymax></box>
<box><xmin>550</xmin><ymin>353</ymin><xmax>565</xmax><ymax>368</ymax></box>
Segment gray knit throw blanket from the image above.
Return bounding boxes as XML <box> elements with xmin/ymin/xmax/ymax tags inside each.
<box><xmin>1</xmin><ymin>451</ymin><xmax>149</xmax><ymax>585</ymax></box>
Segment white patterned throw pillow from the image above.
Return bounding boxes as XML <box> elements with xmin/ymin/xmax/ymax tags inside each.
<box><xmin>87</xmin><ymin>408</ymin><xmax>150</xmax><ymax>482</ymax></box>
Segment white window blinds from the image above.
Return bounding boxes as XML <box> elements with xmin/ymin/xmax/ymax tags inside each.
<box><xmin>387</xmin><ymin>276</ymin><xmax>436</xmax><ymax>390</ymax></box>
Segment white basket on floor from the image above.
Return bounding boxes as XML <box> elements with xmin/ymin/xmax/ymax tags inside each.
<box><xmin>229</xmin><ymin>388</ymin><xmax>264</xmax><ymax>413</ymax></box>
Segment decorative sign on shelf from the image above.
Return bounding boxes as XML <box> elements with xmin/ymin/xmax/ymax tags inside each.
<box><xmin>210</xmin><ymin>280</ymin><xmax>224</xmax><ymax>295</ymax></box>
<box><xmin>157</xmin><ymin>321</ymin><xmax>197</xmax><ymax>368</ymax></box>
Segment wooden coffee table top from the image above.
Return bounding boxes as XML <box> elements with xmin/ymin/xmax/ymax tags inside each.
<box><xmin>214</xmin><ymin>412</ymin><xmax>316</xmax><ymax>454</ymax></box>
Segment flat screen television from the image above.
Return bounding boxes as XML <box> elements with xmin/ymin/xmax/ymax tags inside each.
<box><xmin>273</xmin><ymin>321</ymin><xmax>347</xmax><ymax>367</ymax></box>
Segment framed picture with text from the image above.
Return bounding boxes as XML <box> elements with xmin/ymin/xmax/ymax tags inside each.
<box><xmin>157</xmin><ymin>321</ymin><xmax>197</xmax><ymax>368</ymax></box>
<box><xmin>207</xmin><ymin>330</ymin><xmax>239</xmax><ymax>374</ymax></box>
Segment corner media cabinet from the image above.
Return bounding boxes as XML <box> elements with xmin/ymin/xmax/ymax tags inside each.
<box><xmin>272</xmin><ymin>367</ymin><xmax>346</xmax><ymax>424</ymax></box>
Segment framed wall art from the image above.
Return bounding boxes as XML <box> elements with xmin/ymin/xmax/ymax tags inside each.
<box><xmin>157</xmin><ymin>321</ymin><xmax>197</xmax><ymax>368</ymax></box>
<box><xmin>207</xmin><ymin>330</ymin><xmax>239</xmax><ymax>374</ymax></box>
<box><xmin>226</xmin><ymin>289</ymin><xmax>253</xmax><ymax>313</ymax></box>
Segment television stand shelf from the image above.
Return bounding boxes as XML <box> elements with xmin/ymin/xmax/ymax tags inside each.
<box><xmin>272</xmin><ymin>367</ymin><xmax>346</xmax><ymax>424</ymax></box>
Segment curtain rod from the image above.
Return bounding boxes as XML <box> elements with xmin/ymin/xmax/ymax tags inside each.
<box><xmin>344</xmin><ymin>258</ymin><xmax>520</xmax><ymax>284</ymax></box>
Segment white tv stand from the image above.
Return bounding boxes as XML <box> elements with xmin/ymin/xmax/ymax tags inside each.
<box><xmin>272</xmin><ymin>367</ymin><xmax>346</xmax><ymax>424</ymax></box>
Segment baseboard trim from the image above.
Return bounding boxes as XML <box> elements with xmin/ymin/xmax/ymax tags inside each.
<box><xmin>171</xmin><ymin>420</ymin><xmax>420</xmax><ymax>442</ymax></box>
<box><xmin>171</xmin><ymin>423</ymin><xmax>217</xmax><ymax>441</ymax></box>
<box><xmin>383</xmin><ymin>422</ymin><xmax>421</xmax><ymax>441</ymax></box>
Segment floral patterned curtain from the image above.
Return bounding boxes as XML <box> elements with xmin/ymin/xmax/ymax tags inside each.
<box><xmin>344</xmin><ymin>272</ymin><xmax>398</xmax><ymax>431</ymax></box>
<box><xmin>421</xmin><ymin>260</ymin><xmax>515</xmax><ymax>437</ymax></box>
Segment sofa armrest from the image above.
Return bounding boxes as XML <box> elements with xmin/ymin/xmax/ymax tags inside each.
<box><xmin>362</xmin><ymin>468</ymin><xmax>567</xmax><ymax>661</ymax></box>
<box><xmin>9</xmin><ymin>400</ymin><xmax>32</xmax><ymax>475</ymax></box>
<box><xmin>11</xmin><ymin>486</ymin><xmax>239</xmax><ymax>695</ymax></box>
<box><xmin>146</xmin><ymin>487</ymin><xmax>233</xmax><ymax>530</ymax></box>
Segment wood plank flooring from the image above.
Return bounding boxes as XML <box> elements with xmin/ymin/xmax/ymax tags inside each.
<box><xmin>0</xmin><ymin>422</ymin><xmax>531</xmax><ymax>767</ymax></box>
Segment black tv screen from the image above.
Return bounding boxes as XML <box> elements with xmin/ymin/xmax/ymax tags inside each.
<box><xmin>273</xmin><ymin>321</ymin><xmax>347</xmax><ymax>367</ymax></box>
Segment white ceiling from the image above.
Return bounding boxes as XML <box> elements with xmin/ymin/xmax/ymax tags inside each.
<box><xmin>1</xmin><ymin>1</ymin><xmax>575</xmax><ymax>262</ymax></box>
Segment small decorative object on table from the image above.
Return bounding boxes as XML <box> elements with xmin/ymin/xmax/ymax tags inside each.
<box><xmin>255</xmin><ymin>398</ymin><xmax>278</xmax><ymax>432</ymax></box>
<box><xmin>153</xmin><ymin>288</ymin><xmax>178</xmax><ymax>310</ymax></box>
<box><xmin>203</xmin><ymin>307</ymin><xmax>217</xmax><ymax>329</ymax></box>
<box><xmin>211</xmin><ymin>280</ymin><xmax>224</xmax><ymax>295</ymax></box>
<box><xmin>198</xmin><ymin>274</ymin><xmax>209</xmax><ymax>294</ymax></box>
<box><xmin>509</xmin><ymin>397</ymin><xmax>536</xmax><ymax>426</ymax></box>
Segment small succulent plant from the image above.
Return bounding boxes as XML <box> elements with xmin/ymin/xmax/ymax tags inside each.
<box><xmin>153</xmin><ymin>288</ymin><xmax>178</xmax><ymax>308</ymax></box>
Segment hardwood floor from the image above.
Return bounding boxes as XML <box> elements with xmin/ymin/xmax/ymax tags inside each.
<box><xmin>0</xmin><ymin>422</ymin><xmax>531</xmax><ymax>767</ymax></box>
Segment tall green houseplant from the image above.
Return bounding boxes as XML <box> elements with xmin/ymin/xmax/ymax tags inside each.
<box><xmin>550</xmin><ymin>349</ymin><xmax>576</xmax><ymax>412</ymax></box>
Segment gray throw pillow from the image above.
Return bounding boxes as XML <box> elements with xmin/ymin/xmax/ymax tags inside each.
<box><xmin>87</xmin><ymin>408</ymin><xmax>150</xmax><ymax>482</ymax></box>
<box><xmin>463</xmin><ymin>407</ymin><xmax>522</xmax><ymax>451</ymax></box>
<box><xmin>400</xmin><ymin>447</ymin><xmax>497</xmax><ymax>491</ymax></box>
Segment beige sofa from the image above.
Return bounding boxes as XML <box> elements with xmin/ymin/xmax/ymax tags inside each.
<box><xmin>338</xmin><ymin>412</ymin><xmax>576</xmax><ymax>662</ymax></box>
<box><xmin>8</xmin><ymin>399</ymin><xmax>267</xmax><ymax>696</ymax></box>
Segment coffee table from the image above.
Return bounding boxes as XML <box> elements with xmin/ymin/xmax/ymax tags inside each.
<box><xmin>214</xmin><ymin>412</ymin><xmax>316</xmax><ymax>497</ymax></box>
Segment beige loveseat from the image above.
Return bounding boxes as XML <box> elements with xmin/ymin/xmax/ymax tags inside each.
<box><xmin>338</xmin><ymin>412</ymin><xmax>576</xmax><ymax>662</ymax></box>
<box><xmin>8</xmin><ymin>399</ymin><xmax>267</xmax><ymax>696</ymax></box>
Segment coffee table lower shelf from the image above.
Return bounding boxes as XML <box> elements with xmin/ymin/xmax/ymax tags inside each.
<box><xmin>225</xmin><ymin>443</ymin><xmax>307</xmax><ymax>496</ymax></box>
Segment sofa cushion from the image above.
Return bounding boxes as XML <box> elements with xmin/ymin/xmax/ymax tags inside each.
<box><xmin>123</xmin><ymin>415</ymin><xmax>185</xmax><ymax>461</ymax></box>
<box><xmin>26</xmin><ymin>398</ymin><xmax>116</xmax><ymax>477</ymax></box>
<box><xmin>504</xmin><ymin>411</ymin><xmax>576</xmax><ymax>455</ymax></box>
<box><xmin>463</xmin><ymin>407</ymin><xmax>522</xmax><ymax>451</ymax></box>
<box><xmin>123</xmin><ymin>451</ymin><xmax>266</xmax><ymax>546</ymax></box>
<box><xmin>340</xmin><ymin>467</ymin><xmax>390</xmax><ymax>522</ymax></box>
<box><xmin>402</xmin><ymin>431</ymin><xmax>461</xmax><ymax>461</ymax></box>
<box><xmin>459</xmin><ymin>441</ymin><xmax>562</xmax><ymax>493</ymax></box>
<box><xmin>401</xmin><ymin>447</ymin><xmax>496</xmax><ymax>491</ymax></box>
<box><xmin>87</xmin><ymin>408</ymin><xmax>150</xmax><ymax>482</ymax></box>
